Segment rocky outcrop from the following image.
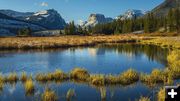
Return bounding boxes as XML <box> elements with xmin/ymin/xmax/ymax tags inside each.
<box><xmin>81</xmin><ymin>14</ymin><xmax>113</xmax><ymax>27</ymax></box>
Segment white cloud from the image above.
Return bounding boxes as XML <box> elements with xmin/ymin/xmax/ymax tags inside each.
<box><xmin>40</xmin><ymin>2</ymin><xmax>48</xmax><ymax>7</ymax></box>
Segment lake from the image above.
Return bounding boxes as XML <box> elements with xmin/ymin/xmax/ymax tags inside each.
<box><xmin>0</xmin><ymin>43</ymin><xmax>169</xmax><ymax>101</ymax></box>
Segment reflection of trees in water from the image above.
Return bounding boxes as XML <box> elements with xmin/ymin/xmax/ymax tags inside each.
<box><xmin>98</xmin><ymin>44</ymin><xmax>169</xmax><ymax>65</ymax></box>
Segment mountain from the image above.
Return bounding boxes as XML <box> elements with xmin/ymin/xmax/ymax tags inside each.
<box><xmin>81</xmin><ymin>14</ymin><xmax>113</xmax><ymax>27</ymax></box>
<box><xmin>116</xmin><ymin>9</ymin><xmax>146</xmax><ymax>20</ymax></box>
<box><xmin>0</xmin><ymin>12</ymin><xmax>46</xmax><ymax>36</ymax></box>
<box><xmin>151</xmin><ymin>0</ymin><xmax>180</xmax><ymax>16</ymax></box>
<box><xmin>0</xmin><ymin>9</ymin><xmax>66</xmax><ymax>30</ymax></box>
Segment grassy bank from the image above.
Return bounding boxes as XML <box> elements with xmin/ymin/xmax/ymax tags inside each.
<box><xmin>0</xmin><ymin>35</ymin><xmax>145</xmax><ymax>49</ymax></box>
<box><xmin>140</xmin><ymin>36</ymin><xmax>180</xmax><ymax>49</ymax></box>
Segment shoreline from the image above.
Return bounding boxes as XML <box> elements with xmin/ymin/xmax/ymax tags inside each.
<box><xmin>0</xmin><ymin>35</ymin><xmax>150</xmax><ymax>49</ymax></box>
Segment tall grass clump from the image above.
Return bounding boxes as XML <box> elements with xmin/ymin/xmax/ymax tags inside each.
<box><xmin>167</xmin><ymin>50</ymin><xmax>180</xmax><ymax>79</ymax></box>
<box><xmin>90</xmin><ymin>74</ymin><xmax>105</xmax><ymax>86</ymax></box>
<box><xmin>52</xmin><ymin>69</ymin><xmax>68</xmax><ymax>80</ymax></box>
<box><xmin>70</xmin><ymin>68</ymin><xmax>90</xmax><ymax>81</ymax></box>
<box><xmin>138</xmin><ymin>96</ymin><xmax>150</xmax><ymax>101</ymax></box>
<box><xmin>105</xmin><ymin>74</ymin><xmax>119</xmax><ymax>84</ymax></box>
<box><xmin>119</xmin><ymin>69</ymin><xmax>139</xmax><ymax>85</ymax></box>
<box><xmin>140</xmin><ymin>69</ymin><xmax>166</xmax><ymax>85</ymax></box>
<box><xmin>24</xmin><ymin>79</ymin><xmax>35</xmax><ymax>95</ymax></box>
<box><xmin>42</xmin><ymin>88</ymin><xmax>58</xmax><ymax>101</ymax></box>
<box><xmin>21</xmin><ymin>72</ymin><xmax>28</xmax><ymax>82</ymax></box>
<box><xmin>157</xmin><ymin>88</ymin><xmax>165</xmax><ymax>101</ymax></box>
<box><xmin>5</xmin><ymin>72</ymin><xmax>18</xmax><ymax>82</ymax></box>
<box><xmin>36</xmin><ymin>69</ymin><xmax>68</xmax><ymax>82</ymax></box>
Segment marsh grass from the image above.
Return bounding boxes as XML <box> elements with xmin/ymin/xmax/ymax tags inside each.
<box><xmin>36</xmin><ymin>69</ymin><xmax>68</xmax><ymax>82</ymax></box>
<box><xmin>4</xmin><ymin>72</ymin><xmax>18</xmax><ymax>83</ymax></box>
<box><xmin>90</xmin><ymin>74</ymin><xmax>105</xmax><ymax>86</ymax></box>
<box><xmin>167</xmin><ymin>50</ymin><xmax>180</xmax><ymax>79</ymax></box>
<box><xmin>66</xmin><ymin>89</ymin><xmax>75</xmax><ymax>101</ymax></box>
<box><xmin>21</xmin><ymin>72</ymin><xmax>28</xmax><ymax>82</ymax></box>
<box><xmin>70</xmin><ymin>68</ymin><xmax>90</xmax><ymax>81</ymax></box>
<box><xmin>157</xmin><ymin>88</ymin><xmax>165</xmax><ymax>101</ymax></box>
<box><xmin>105</xmin><ymin>74</ymin><xmax>119</xmax><ymax>84</ymax></box>
<box><xmin>24</xmin><ymin>79</ymin><xmax>35</xmax><ymax>95</ymax></box>
<box><xmin>0</xmin><ymin>35</ymin><xmax>139</xmax><ymax>49</ymax></box>
<box><xmin>119</xmin><ymin>69</ymin><xmax>139</xmax><ymax>85</ymax></box>
<box><xmin>42</xmin><ymin>88</ymin><xmax>58</xmax><ymax>101</ymax></box>
<box><xmin>138</xmin><ymin>96</ymin><xmax>150</xmax><ymax>101</ymax></box>
<box><xmin>0</xmin><ymin>81</ymin><xmax>3</xmax><ymax>91</ymax></box>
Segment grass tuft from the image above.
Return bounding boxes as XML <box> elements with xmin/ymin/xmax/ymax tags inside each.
<box><xmin>24</xmin><ymin>79</ymin><xmax>35</xmax><ymax>95</ymax></box>
<box><xmin>5</xmin><ymin>72</ymin><xmax>18</xmax><ymax>82</ymax></box>
<box><xmin>70</xmin><ymin>68</ymin><xmax>90</xmax><ymax>81</ymax></box>
<box><xmin>138</xmin><ymin>96</ymin><xmax>150</xmax><ymax>101</ymax></box>
<box><xmin>157</xmin><ymin>88</ymin><xmax>165</xmax><ymax>101</ymax></box>
<box><xmin>90</xmin><ymin>74</ymin><xmax>105</xmax><ymax>86</ymax></box>
<box><xmin>42</xmin><ymin>88</ymin><xmax>58</xmax><ymax>101</ymax></box>
<box><xmin>21</xmin><ymin>72</ymin><xmax>28</xmax><ymax>82</ymax></box>
<box><xmin>119</xmin><ymin>69</ymin><xmax>139</xmax><ymax>85</ymax></box>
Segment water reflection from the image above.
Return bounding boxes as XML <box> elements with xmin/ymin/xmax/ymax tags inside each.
<box><xmin>0</xmin><ymin>44</ymin><xmax>168</xmax><ymax>74</ymax></box>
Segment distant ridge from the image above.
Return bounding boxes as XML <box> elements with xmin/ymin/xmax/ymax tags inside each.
<box><xmin>151</xmin><ymin>0</ymin><xmax>180</xmax><ymax>16</ymax></box>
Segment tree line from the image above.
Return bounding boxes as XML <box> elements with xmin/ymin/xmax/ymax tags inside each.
<box><xmin>64</xmin><ymin>8</ymin><xmax>180</xmax><ymax>35</ymax></box>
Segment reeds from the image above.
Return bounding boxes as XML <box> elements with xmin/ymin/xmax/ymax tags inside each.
<box><xmin>41</xmin><ymin>88</ymin><xmax>58</xmax><ymax>101</ymax></box>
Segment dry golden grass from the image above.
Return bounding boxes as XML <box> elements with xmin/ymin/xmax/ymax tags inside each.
<box><xmin>36</xmin><ymin>69</ymin><xmax>68</xmax><ymax>82</ymax></box>
<box><xmin>141</xmin><ymin>36</ymin><xmax>180</xmax><ymax>49</ymax></box>
<box><xmin>24</xmin><ymin>79</ymin><xmax>35</xmax><ymax>94</ymax></box>
<box><xmin>4</xmin><ymin>72</ymin><xmax>18</xmax><ymax>82</ymax></box>
<box><xmin>42</xmin><ymin>88</ymin><xmax>58</xmax><ymax>101</ymax></box>
<box><xmin>119</xmin><ymin>69</ymin><xmax>139</xmax><ymax>85</ymax></box>
<box><xmin>70</xmin><ymin>68</ymin><xmax>90</xmax><ymax>81</ymax></box>
<box><xmin>157</xmin><ymin>88</ymin><xmax>165</xmax><ymax>101</ymax></box>
<box><xmin>0</xmin><ymin>35</ymin><xmax>142</xmax><ymax>49</ymax></box>
<box><xmin>167</xmin><ymin>50</ymin><xmax>180</xmax><ymax>78</ymax></box>
<box><xmin>21</xmin><ymin>72</ymin><xmax>28</xmax><ymax>82</ymax></box>
<box><xmin>138</xmin><ymin>96</ymin><xmax>150</xmax><ymax>101</ymax></box>
<box><xmin>90</xmin><ymin>74</ymin><xmax>105</xmax><ymax>86</ymax></box>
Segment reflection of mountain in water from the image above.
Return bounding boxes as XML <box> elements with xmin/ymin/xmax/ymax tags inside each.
<box><xmin>96</xmin><ymin>44</ymin><xmax>169</xmax><ymax>66</ymax></box>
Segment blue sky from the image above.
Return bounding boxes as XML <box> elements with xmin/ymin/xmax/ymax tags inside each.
<box><xmin>0</xmin><ymin>0</ymin><xmax>164</xmax><ymax>23</ymax></box>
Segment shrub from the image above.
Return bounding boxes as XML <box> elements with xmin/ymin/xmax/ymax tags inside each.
<box><xmin>70</xmin><ymin>68</ymin><xmax>90</xmax><ymax>81</ymax></box>
<box><xmin>42</xmin><ymin>88</ymin><xmax>58</xmax><ymax>101</ymax></box>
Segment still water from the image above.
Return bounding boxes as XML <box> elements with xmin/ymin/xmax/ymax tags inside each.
<box><xmin>0</xmin><ymin>44</ymin><xmax>169</xmax><ymax>101</ymax></box>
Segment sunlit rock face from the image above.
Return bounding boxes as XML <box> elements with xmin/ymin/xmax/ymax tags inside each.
<box><xmin>81</xmin><ymin>14</ymin><xmax>113</xmax><ymax>27</ymax></box>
